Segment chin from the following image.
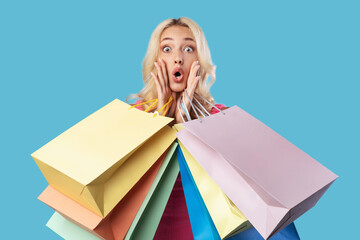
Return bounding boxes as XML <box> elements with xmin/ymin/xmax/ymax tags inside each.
<box><xmin>169</xmin><ymin>82</ymin><xmax>187</xmax><ymax>93</ymax></box>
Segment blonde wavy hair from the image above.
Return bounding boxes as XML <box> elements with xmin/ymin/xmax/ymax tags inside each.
<box><xmin>127</xmin><ymin>17</ymin><xmax>217</xmax><ymax>117</ymax></box>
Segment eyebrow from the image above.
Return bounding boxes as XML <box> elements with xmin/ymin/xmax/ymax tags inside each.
<box><xmin>160</xmin><ymin>37</ymin><xmax>195</xmax><ymax>42</ymax></box>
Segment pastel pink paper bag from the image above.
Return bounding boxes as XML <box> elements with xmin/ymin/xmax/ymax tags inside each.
<box><xmin>176</xmin><ymin>106</ymin><xmax>338</xmax><ymax>240</ymax></box>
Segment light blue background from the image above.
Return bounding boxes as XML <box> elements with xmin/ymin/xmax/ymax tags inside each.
<box><xmin>1</xmin><ymin>1</ymin><xmax>359</xmax><ymax>239</ymax></box>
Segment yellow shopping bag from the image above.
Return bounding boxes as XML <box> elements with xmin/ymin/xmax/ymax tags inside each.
<box><xmin>174</xmin><ymin>124</ymin><xmax>252</xmax><ymax>239</ymax></box>
<box><xmin>32</xmin><ymin>99</ymin><xmax>176</xmax><ymax>218</ymax></box>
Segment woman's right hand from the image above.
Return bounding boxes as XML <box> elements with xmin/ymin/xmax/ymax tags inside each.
<box><xmin>151</xmin><ymin>58</ymin><xmax>173</xmax><ymax>116</ymax></box>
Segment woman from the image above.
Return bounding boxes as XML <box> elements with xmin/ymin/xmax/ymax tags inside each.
<box><xmin>128</xmin><ymin>17</ymin><xmax>227</xmax><ymax>123</ymax></box>
<box><xmin>129</xmin><ymin>17</ymin><xmax>227</xmax><ymax>239</ymax></box>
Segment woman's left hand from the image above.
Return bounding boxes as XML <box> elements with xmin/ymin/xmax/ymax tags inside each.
<box><xmin>174</xmin><ymin>60</ymin><xmax>201</xmax><ymax>123</ymax></box>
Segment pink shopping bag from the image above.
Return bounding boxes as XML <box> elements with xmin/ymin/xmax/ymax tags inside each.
<box><xmin>176</xmin><ymin>106</ymin><xmax>338</xmax><ymax>240</ymax></box>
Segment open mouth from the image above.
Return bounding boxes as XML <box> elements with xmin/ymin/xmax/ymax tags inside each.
<box><xmin>172</xmin><ymin>68</ymin><xmax>184</xmax><ymax>82</ymax></box>
<box><xmin>175</xmin><ymin>72</ymin><xmax>181</xmax><ymax>78</ymax></box>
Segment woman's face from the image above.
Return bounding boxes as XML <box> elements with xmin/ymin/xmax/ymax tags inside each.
<box><xmin>158</xmin><ymin>25</ymin><xmax>198</xmax><ymax>92</ymax></box>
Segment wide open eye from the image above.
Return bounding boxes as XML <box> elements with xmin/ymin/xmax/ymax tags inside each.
<box><xmin>184</xmin><ymin>46</ymin><xmax>193</xmax><ymax>52</ymax></box>
<box><xmin>163</xmin><ymin>46</ymin><xmax>171</xmax><ymax>52</ymax></box>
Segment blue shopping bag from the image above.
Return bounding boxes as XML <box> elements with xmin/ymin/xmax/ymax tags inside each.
<box><xmin>227</xmin><ymin>223</ymin><xmax>300</xmax><ymax>240</ymax></box>
<box><xmin>177</xmin><ymin>146</ymin><xmax>220</xmax><ymax>240</ymax></box>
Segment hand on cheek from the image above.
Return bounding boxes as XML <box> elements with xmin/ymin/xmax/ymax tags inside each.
<box><xmin>152</xmin><ymin>59</ymin><xmax>201</xmax><ymax>123</ymax></box>
<box><xmin>187</xmin><ymin>61</ymin><xmax>201</xmax><ymax>90</ymax></box>
<box><xmin>151</xmin><ymin>58</ymin><xmax>172</xmax><ymax>115</ymax></box>
<box><xmin>183</xmin><ymin>61</ymin><xmax>201</xmax><ymax>111</ymax></box>
<box><xmin>174</xmin><ymin>60</ymin><xmax>201</xmax><ymax>123</ymax></box>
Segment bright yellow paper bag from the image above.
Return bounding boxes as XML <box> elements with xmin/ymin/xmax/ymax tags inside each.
<box><xmin>174</xmin><ymin>124</ymin><xmax>252</xmax><ymax>239</ymax></box>
<box><xmin>32</xmin><ymin>99</ymin><xmax>176</xmax><ymax>218</ymax></box>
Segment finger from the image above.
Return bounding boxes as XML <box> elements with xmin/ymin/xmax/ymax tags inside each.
<box><xmin>190</xmin><ymin>76</ymin><xmax>200</xmax><ymax>89</ymax></box>
<box><xmin>186</xmin><ymin>76</ymin><xmax>200</xmax><ymax>104</ymax></box>
<box><xmin>188</xmin><ymin>61</ymin><xmax>200</xmax><ymax>84</ymax></box>
<box><xmin>155</xmin><ymin>61</ymin><xmax>165</xmax><ymax>90</ymax></box>
<box><xmin>191</xmin><ymin>60</ymin><xmax>199</xmax><ymax>72</ymax></box>
<box><xmin>192</xmin><ymin>62</ymin><xmax>200</xmax><ymax>78</ymax></box>
<box><xmin>196</xmin><ymin>63</ymin><xmax>200</xmax><ymax>76</ymax></box>
<box><xmin>151</xmin><ymin>71</ymin><xmax>162</xmax><ymax>96</ymax></box>
<box><xmin>159</xmin><ymin>58</ymin><xmax>168</xmax><ymax>88</ymax></box>
<box><xmin>187</xmin><ymin>61</ymin><xmax>197</xmax><ymax>81</ymax></box>
<box><xmin>190</xmin><ymin>76</ymin><xmax>201</xmax><ymax>95</ymax></box>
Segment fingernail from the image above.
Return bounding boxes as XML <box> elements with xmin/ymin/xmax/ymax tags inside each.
<box><xmin>154</xmin><ymin>62</ymin><xmax>157</xmax><ymax>66</ymax></box>
<box><xmin>196</xmin><ymin>60</ymin><xmax>199</xmax><ymax>64</ymax></box>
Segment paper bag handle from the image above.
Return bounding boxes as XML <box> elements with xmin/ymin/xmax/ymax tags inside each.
<box><xmin>129</xmin><ymin>96</ymin><xmax>173</xmax><ymax>117</ymax></box>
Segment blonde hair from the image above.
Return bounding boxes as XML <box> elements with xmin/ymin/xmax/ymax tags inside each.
<box><xmin>128</xmin><ymin>17</ymin><xmax>217</xmax><ymax>117</ymax></box>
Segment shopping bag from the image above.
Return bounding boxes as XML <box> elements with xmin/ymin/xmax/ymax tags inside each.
<box><xmin>46</xmin><ymin>211</ymin><xmax>101</xmax><ymax>240</ymax></box>
<box><xmin>32</xmin><ymin>99</ymin><xmax>176</xmax><ymax>217</ymax></box>
<box><xmin>154</xmin><ymin>172</ymin><xmax>193</xmax><ymax>240</ymax></box>
<box><xmin>177</xmin><ymin>144</ymin><xmax>301</xmax><ymax>240</ymax></box>
<box><xmin>227</xmin><ymin>222</ymin><xmax>300</xmax><ymax>240</ymax></box>
<box><xmin>151</xmin><ymin>126</ymin><xmax>194</xmax><ymax>240</ymax></box>
<box><xmin>125</xmin><ymin>142</ymin><xmax>180</xmax><ymax>240</ymax></box>
<box><xmin>38</xmin><ymin>148</ymin><xmax>169</xmax><ymax>240</ymax></box>
<box><xmin>175</xmin><ymin>124</ymin><xmax>251</xmax><ymax>239</ymax></box>
<box><xmin>176</xmin><ymin>106</ymin><xmax>338</xmax><ymax>239</ymax></box>
<box><xmin>177</xmin><ymin>145</ymin><xmax>220</xmax><ymax>240</ymax></box>
<box><xmin>153</xmin><ymin>126</ymin><xmax>194</xmax><ymax>240</ymax></box>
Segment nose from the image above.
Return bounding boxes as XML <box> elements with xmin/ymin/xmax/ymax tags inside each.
<box><xmin>174</xmin><ymin>51</ymin><xmax>183</xmax><ymax>65</ymax></box>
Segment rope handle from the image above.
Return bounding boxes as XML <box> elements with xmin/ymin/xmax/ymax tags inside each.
<box><xmin>129</xmin><ymin>96</ymin><xmax>173</xmax><ymax>117</ymax></box>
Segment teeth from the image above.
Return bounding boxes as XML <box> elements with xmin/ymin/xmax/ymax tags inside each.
<box><xmin>174</xmin><ymin>71</ymin><xmax>182</xmax><ymax>79</ymax></box>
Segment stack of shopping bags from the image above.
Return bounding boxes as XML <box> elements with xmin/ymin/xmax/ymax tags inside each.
<box><xmin>32</xmin><ymin>99</ymin><xmax>338</xmax><ymax>240</ymax></box>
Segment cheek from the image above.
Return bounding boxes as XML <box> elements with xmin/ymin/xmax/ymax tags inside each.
<box><xmin>184</xmin><ymin>63</ymin><xmax>193</xmax><ymax>77</ymax></box>
<box><xmin>184</xmin><ymin>55</ymin><xmax>198</xmax><ymax>76</ymax></box>
<box><xmin>159</xmin><ymin>56</ymin><xmax>172</xmax><ymax>72</ymax></box>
